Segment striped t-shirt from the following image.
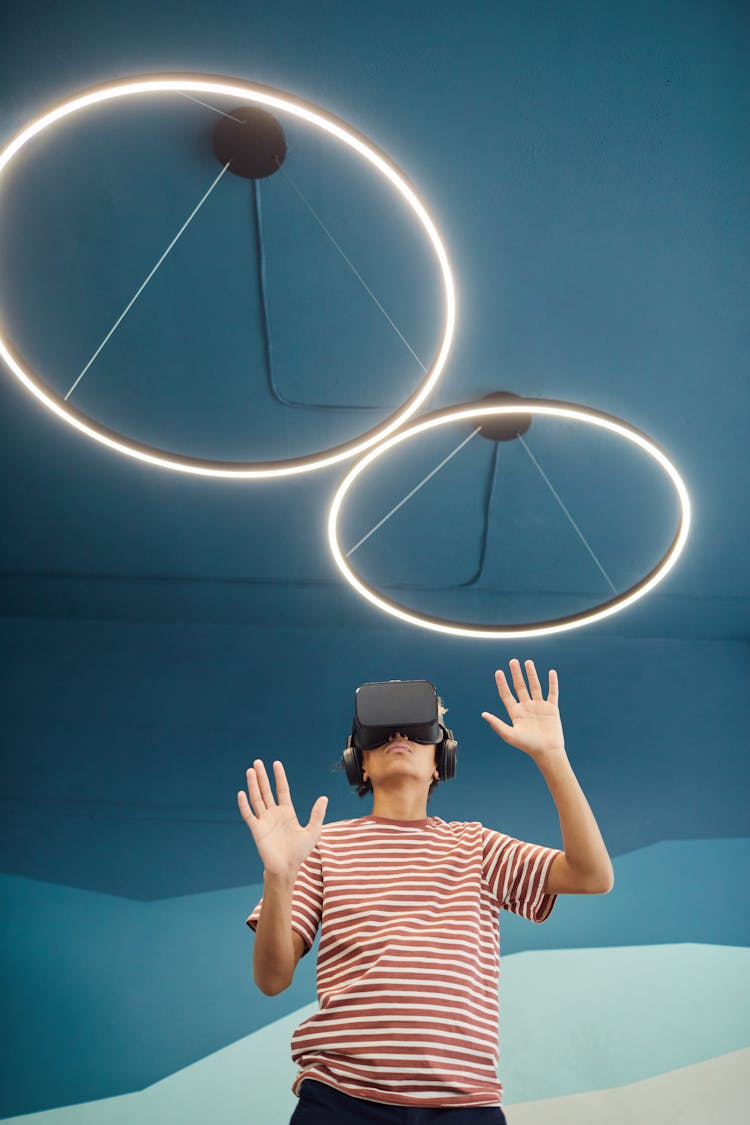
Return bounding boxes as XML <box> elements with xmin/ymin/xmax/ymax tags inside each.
<box><xmin>247</xmin><ymin>814</ymin><xmax>560</xmax><ymax>1108</ymax></box>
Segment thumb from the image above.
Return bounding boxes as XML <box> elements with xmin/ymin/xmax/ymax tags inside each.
<box><xmin>482</xmin><ymin>711</ymin><xmax>514</xmax><ymax>742</ymax></box>
<box><xmin>306</xmin><ymin>795</ymin><xmax>328</xmax><ymax>832</ymax></box>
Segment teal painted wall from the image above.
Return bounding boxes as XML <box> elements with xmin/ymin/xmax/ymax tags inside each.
<box><xmin>1</xmin><ymin>618</ymin><xmax>749</xmax><ymax>1118</ymax></box>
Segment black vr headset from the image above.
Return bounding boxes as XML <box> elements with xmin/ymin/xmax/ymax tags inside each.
<box><xmin>342</xmin><ymin>679</ymin><xmax>458</xmax><ymax>790</ymax></box>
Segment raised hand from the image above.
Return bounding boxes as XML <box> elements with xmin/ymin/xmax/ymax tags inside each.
<box><xmin>237</xmin><ymin>759</ymin><xmax>328</xmax><ymax>879</ymax></box>
<box><xmin>481</xmin><ymin>658</ymin><xmax>566</xmax><ymax>763</ymax></box>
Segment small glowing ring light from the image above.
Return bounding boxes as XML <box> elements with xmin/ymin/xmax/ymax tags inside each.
<box><xmin>0</xmin><ymin>74</ymin><xmax>456</xmax><ymax>478</ymax></box>
<box><xmin>328</xmin><ymin>399</ymin><xmax>691</xmax><ymax>639</ymax></box>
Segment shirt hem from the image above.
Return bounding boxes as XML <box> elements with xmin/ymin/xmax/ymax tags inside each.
<box><xmin>293</xmin><ymin>1072</ymin><xmax>503</xmax><ymax>1108</ymax></box>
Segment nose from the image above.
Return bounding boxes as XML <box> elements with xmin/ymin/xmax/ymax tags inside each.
<box><xmin>388</xmin><ymin>731</ymin><xmax>406</xmax><ymax>742</ymax></box>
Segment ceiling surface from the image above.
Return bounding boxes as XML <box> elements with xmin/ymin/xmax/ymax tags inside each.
<box><xmin>1</xmin><ymin>12</ymin><xmax>749</xmax><ymax>1116</ymax></box>
<box><xmin>0</xmin><ymin>0</ymin><xmax>748</xmax><ymax>641</ymax></box>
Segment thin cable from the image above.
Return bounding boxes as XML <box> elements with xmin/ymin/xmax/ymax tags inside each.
<box><xmin>279</xmin><ymin>164</ymin><xmax>427</xmax><ymax>372</ymax></box>
<box><xmin>65</xmin><ymin>161</ymin><xmax>232</xmax><ymax>401</ymax></box>
<box><xmin>177</xmin><ymin>93</ymin><xmax>246</xmax><ymax>123</ymax></box>
<box><xmin>167</xmin><ymin>95</ymin><xmax>423</xmax><ymax>373</ymax></box>
<box><xmin>252</xmin><ymin>178</ymin><xmax>390</xmax><ymax>411</ymax></box>
<box><xmin>252</xmin><ymin>179</ymin><xmax>279</xmax><ymax>400</ymax></box>
<box><xmin>457</xmin><ymin>441</ymin><xmax>500</xmax><ymax>587</ymax></box>
<box><xmin>517</xmin><ymin>432</ymin><xmax>618</xmax><ymax>595</ymax></box>
<box><xmin>173</xmin><ymin>94</ymin><xmax>423</xmax><ymax>408</ymax></box>
<box><xmin>347</xmin><ymin>427</ymin><xmax>482</xmax><ymax>557</ymax></box>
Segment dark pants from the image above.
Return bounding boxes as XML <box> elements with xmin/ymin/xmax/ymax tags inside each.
<box><xmin>289</xmin><ymin>1080</ymin><xmax>509</xmax><ymax>1125</ymax></box>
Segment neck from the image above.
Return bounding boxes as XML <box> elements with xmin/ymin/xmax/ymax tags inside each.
<box><xmin>370</xmin><ymin>785</ymin><xmax>429</xmax><ymax>821</ymax></box>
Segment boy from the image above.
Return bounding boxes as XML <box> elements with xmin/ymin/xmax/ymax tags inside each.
<box><xmin>239</xmin><ymin>659</ymin><xmax>613</xmax><ymax>1123</ymax></box>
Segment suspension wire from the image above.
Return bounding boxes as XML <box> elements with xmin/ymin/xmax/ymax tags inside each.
<box><xmin>65</xmin><ymin>161</ymin><xmax>232</xmax><ymax>401</ymax></box>
<box><xmin>278</xmin><ymin>164</ymin><xmax>427</xmax><ymax>373</ymax></box>
<box><xmin>346</xmin><ymin>427</ymin><xmax>482</xmax><ymax>557</ymax></box>
<box><xmin>516</xmin><ymin>432</ymin><xmax>618</xmax><ymax>595</ymax></box>
<box><xmin>177</xmin><ymin>93</ymin><xmax>246</xmax><ymax>124</ymax></box>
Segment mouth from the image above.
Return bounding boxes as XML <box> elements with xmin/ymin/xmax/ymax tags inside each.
<box><xmin>386</xmin><ymin>743</ymin><xmax>411</xmax><ymax>754</ymax></box>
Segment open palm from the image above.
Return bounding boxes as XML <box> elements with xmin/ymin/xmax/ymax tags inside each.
<box><xmin>237</xmin><ymin>759</ymin><xmax>328</xmax><ymax>878</ymax></box>
<box><xmin>482</xmin><ymin>659</ymin><xmax>565</xmax><ymax>760</ymax></box>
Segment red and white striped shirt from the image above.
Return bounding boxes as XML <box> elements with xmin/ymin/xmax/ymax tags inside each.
<box><xmin>247</xmin><ymin>815</ymin><xmax>560</xmax><ymax>1108</ymax></box>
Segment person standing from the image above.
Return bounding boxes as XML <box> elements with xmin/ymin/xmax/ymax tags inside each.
<box><xmin>238</xmin><ymin>659</ymin><xmax>614</xmax><ymax>1123</ymax></box>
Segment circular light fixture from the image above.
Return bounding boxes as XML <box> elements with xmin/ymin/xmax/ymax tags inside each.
<box><xmin>328</xmin><ymin>399</ymin><xmax>691</xmax><ymax>639</ymax></box>
<box><xmin>0</xmin><ymin>74</ymin><xmax>456</xmax><ymax>478</ymax></box>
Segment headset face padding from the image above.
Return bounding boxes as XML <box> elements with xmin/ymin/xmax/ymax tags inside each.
<box><xmin>342</xmin><ymin>724</ymin><xmax>458</xmax><ymax>788</ymax></box>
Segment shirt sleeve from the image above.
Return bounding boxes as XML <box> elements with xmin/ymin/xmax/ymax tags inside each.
<box><xmin>245</xmin><ymin>846</ymin><xmax>324</xmax><ymax>956</ymax></box>
<box><xmin>481</xmin><ymin>827</ymin><xmax>561</xmax><ymax>922</ymax></box>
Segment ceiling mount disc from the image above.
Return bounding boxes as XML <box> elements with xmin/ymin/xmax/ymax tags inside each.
<box><xmin>212</xmin><ymin>105</ymin><xmax>286</xmax><ymax>179</ymax></box>
<box><xmin>475</xmin><ymin>391</ymin><xmax>532</xmax><ymax>441</ymax></box>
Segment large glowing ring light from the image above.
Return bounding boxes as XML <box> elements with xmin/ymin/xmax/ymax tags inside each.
<box><xmin>328</xmin><ymin>399</ymin><xmax>691</xmax><ymax>639</ymax></box>
<box><xmin>0</xmin><ymin>74</ymin><xmax>456</xmax><ymax>478</ymax></box>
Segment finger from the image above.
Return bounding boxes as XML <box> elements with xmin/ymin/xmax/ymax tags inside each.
<box><xmin>494</xmin><ymin>668</ymin><xmax>517</xmax><ymax>714</ymax></box>
<box><xmin>237</xmin><ymin>789</ymin><xmax>257</xmax><ymax>828</ymax></box>
<box><xmin>525</xmin><ymin>659</ymin><xmax>543</xmax><ymax>700</ymax></box>
<box><xmin>245</xmin><ymin>766</ymin><xmax>268</xmax><ymax>818</ymax></box>
<box><xmin>509</xmin><ymin>658</ymin><xmax>530</xmax><ymax>702</ymax></box>
<box><xmin>305</xmin><ymin>794</ymin><xmax>329</xmax><ymax>831</ymax></box>
<box><xmin>548</xmin><ymin>668</ymin><xmax>559</xmax><ymax>706</ymax></box>
<box><xmin>253</xmin><ymin>759</ymin><xmax>276</xmax><ymax>808</ymax></box>
<box><xmin>482</xmin><ymin>711</ymin><xmax>515</xmax><ymax>742</ymax></box>
<box><xmin>272</xmin><ymin>760</ymin><xmax>292</xmax><ymax>806</ymax></box>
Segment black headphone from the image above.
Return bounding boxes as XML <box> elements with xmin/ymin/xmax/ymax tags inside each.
<box><xmin>342</xmin><ymin>725</ymin><xmax>458</xmax><ymax>792</ymax></box>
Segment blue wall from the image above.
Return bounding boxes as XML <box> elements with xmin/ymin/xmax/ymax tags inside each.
<box><xmin>1</xmin><ymin>617</ymin><xmax>749</xmax><ymax>1118</ymax></box>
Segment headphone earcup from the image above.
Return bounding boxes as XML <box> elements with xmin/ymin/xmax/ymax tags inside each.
<box><xmin>345</xmin><ymin>733</ymin><xmax>456</xmax><ymax>785</ymax></box>
<box><xmin>342</xmin><ymin>743</ymin><xmax>364</xmax><ymax>786</ymax></box>
<box><xmin>436</xmin><ymin>728</ymin><xmax>458</xmax><ymax>781</ymax></box>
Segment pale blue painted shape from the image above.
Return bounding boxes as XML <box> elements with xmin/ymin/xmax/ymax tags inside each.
<box><xmin>1</xmin><ymin>944</ymin><xmax>748</xmax><ymax>1122</ymax></box>
<box><xmin>500</xmin><ymin>943</ymin><xmax>750</xmax><ymax>1102</ymax></box>
<box><xmin>2</xmin><ymin>837</ymin><xmax>749</xmax><ymax>1116</ymax></box>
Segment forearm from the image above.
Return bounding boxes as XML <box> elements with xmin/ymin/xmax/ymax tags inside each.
<box><xmin>538</xmin><ymin>751</ymin><xmax>614</xmax><ymax>891</ymax></box>
<box><xmin>253</xmin><ymin>870</ymin><xmax>298</xmax><ymax>995</ymax></box>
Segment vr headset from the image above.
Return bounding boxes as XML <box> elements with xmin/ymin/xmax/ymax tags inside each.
<box><xmin>342</xmin><ymin>679</ymin><xmax>458</xmax><ymax>789</ymax></box>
